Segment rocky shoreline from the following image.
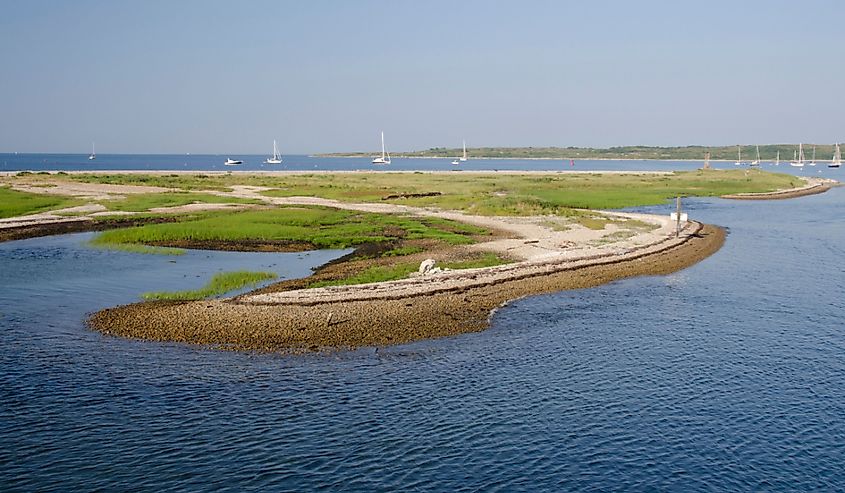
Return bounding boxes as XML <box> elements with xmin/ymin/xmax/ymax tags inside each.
<box><xmin>721</xmin><ymin>177</ymin><xmax>835</xmax><ymax>200</ymax></box>
<box><xmin>88</xmin><ymin>221</ymin><xmax>725</xmax><ymax>352</ymax></box>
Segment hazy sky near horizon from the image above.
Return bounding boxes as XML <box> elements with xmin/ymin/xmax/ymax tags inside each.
<box><xmin>2</xmin><ymin>0</ymin><xmax>843</xmax><ymax>154</ymax></box>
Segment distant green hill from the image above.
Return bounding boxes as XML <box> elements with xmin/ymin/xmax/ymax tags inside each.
<box><xmin>319</xmin><ymin>144</ymin><xmax>840</xmax><ymax>161</ymax></box>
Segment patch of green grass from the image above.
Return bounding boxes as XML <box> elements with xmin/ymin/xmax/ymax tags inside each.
<box><xmin>65</xmin><ymin>173</ymin><xmax>235</xmax><ymax>191</ymax></box>
<box><xmin>0</xmin><ymin>187</ymin><xmax>81</xmax><ymax>219</ymax></box>
<box><xmin>105</xmin><ymin>192</ymin><xmax>262</xmax><ymax>212</ymax></box>
<box><xmin>441</xmin><ymin>252</ymin><xmax>510</xmax><ymax>270</ymax></box>
<box><xmin>142</xmin><ymin>271</ymin><xmax>277</xmax><ymax>300</ymax></box>
<box><xmin>309</xmin><ymin>252</ymin><xmax>510</xmax><ymax>288</ymax></box>
<box><xmin>309</xmin><ymin>263</ymin><xmax>418</xmax><ymax>288</ymax></box>
<box><xmin>90</xmin><ymin>206</ymin><xmax>486</xmax><ymax>250</ymax></box>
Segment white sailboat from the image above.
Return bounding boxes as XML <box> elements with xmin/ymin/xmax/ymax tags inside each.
<box><xmin>808</xmin><ymin>146</ymin><xmax>817</xmax><ymax>166</ymax></box>
<box><xmin>774</xmin><ymin>150</ymin><xmax>780</xmax><ymax>166</ymax></box>
<box><xmin>789</xmin><ymin>144</ymin><xmax>805</xmax><ymax>168</ymax></box>
<box><xmin>372</xmin><ymin>131</ymin><xmax>390</xmax><ymax>165</ymax></box>
<box><xmin>734</xmin><ymin>145</ymin><xmax>743</xmax><ymax>166</ymax></box>
<box><xmin>88</xmin><ymin>142</ymin><xmax>96</xmax><ymax>160</ymax></box>
<box><xmin>264</xmin><ymin>139</ymin><xmax>282</xmax><ymax>164</ymax></box>
<box><xmin>829</xmin><ymin>143</ymin><xmax>841</xmax><ymax>168</ymax></box>
<box><xmin>750</xmin><ymin>145</ymin><xmax>760</xmax><ymax>166</ymax></box>
<box><xmin>460</xmin><ymin>140</ymin><xmax>468</xmax><ymax>162</ymax></box>
<box><xmin>224</xmin><ymin>158</ymin><xmax>243</xmax><ymax>166</ymax></box>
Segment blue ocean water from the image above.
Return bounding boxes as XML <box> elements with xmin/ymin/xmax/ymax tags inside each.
<box><xmin>0</xmin><ymin>152</ymin><xmax>841</xmax><ymax>179</ymax></box>
<box><xmin>1</xmin><ymin>189</ymin><xmax>844</xmax><ymax>491</ymax></box>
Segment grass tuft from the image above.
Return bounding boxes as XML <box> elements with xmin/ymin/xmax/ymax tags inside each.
<box><xmin>142</xmin><ymin>271</ymin><xmax>277</xmax><ymax>300</ymax></box>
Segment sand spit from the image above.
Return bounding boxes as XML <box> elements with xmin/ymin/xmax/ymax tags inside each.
<box><xmin>722</xmin><ymin>177</ymin><xmax>836</xmax><ymax>200</ymax></box>
<box><xmin>88</xmin><ymin>221</ymin><xmax>724</xmax><ymax>352</ymax></box>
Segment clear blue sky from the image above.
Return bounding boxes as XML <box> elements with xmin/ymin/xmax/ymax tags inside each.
<box><xmin>1</xmin><ymin>0</ymin><xmax>843</xmax><ymax>154</ymax></box>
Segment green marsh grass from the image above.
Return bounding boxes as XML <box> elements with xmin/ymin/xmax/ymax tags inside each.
<box><xmin>142</xmin><ymin>271</ymin><xmax>277</xmax><ymax>300</ymax></box>
<box><xmin>308</xmin><ymin>263</ymin><xmax>419</xmax><ymax>288</ymax></box>
<box><xmin>440</xmin><ymin>252</ymin><xmax>509</xmax><ymax>270</ymax></box>
<box><xmin>105</xmin><ymin>192</ymin><xmax>262</xmax><ymax>212</ymax></box>
<box><xmin>309</xmin><ymin>252</ymin><xmax>510</xmax><ymax>288</ymax></box>
<box><xmin>49</xmin><ymin>169</ymin><xmax>798</xmax><ymax>215</ymax></box>
<box><xmin>0</xmin><ymin>187</ymin><xmax>81</xmax><ymax>219</ymax></box>
<box><xmin>91</xmin><ymin>206</ymin><xmax>486</xmax><ymax>250</ymax></box>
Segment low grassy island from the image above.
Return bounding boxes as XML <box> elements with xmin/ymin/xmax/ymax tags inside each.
<box><xmin>0</xmin><ymin>168</ymin><xmax>833</xmax><ymax>352</ymax></box>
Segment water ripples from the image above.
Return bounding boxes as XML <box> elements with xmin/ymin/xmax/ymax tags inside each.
<box><xmin>3</xmin><ymin>191</ymin><xmax>845</xmax><ymax>491</ymax></box>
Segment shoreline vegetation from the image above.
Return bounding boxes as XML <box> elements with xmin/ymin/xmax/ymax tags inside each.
<box><xmin>90</xmin><ymin>222</ymin><xmax>725</xmax><ymax>351</ymax></box>
<box><xmin>317</xmin><ymin>144</ymin><xmax>844</xmax><ymax>161</ymax></box>
<box><xmin>142</xmin><ymin>271</ymin><xmax>278</xmax><ymax>301</ymax></box>
<box><xmin>0</xmin><ymin>169</ymin><xmax>836</xmax><ymax>352</ymax></box>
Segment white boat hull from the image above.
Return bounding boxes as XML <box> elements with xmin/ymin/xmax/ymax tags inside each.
<box><xmin>265</xmin><ymin>159</ymin><xmax>282</xmax><ymax>164</ymax></box>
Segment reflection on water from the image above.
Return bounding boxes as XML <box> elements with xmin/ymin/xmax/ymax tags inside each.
<box><xmin>2</xmin><ymin>190</ymin><xmax>844</xmax><ymax>491</ymax></box>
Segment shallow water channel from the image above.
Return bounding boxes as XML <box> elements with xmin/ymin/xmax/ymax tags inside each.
<box><xmin>2</xmin><ymin>188</ymin><xmax>845</xmax><ymax>491</ymax></box>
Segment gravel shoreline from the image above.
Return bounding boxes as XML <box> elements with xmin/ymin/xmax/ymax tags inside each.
<box><xmin>721</xmin><ymin>177</ymin><xmax>835</xmax><ymax>200</ymax></box>
<box><xmin>88</xmin><ymin>222</ymin><xmax>725</xmax><ymax>352</ymax></box>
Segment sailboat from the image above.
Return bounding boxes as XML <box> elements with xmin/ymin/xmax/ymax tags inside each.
<box><xmin>460</xmin><ymin>140</ymin><xmax>468</xmax><ymax>162</ymax></box>
<box><xmin>829</xmin><ymin>143</ymin><xmax>841</xmax><ymax>168</ymax></box>
<box><xmin>264</xmin><ymin>139</ymin><xmax>282</xmax><ymax>164</ymax></box>
<box><xmin>88</xmin><ymin>142</ymin><xmax>96</xmax><ymax>160</ymax></box>
<box><xmin>750</xmin><ymin>145</ymin><xmax>760</xmax><ymax>166</ymax></box>
<box><xmin>774</xmin><ymin>150</ymin><xmax>780</xmax><ymax>166</ymax></box>
<box><xmin>789</xmin><ymin>144</ymin><xmax>805</xmax><ymax>167</ymax></box>
<box><xmin>808</xmin><ymin>146</ymin><xmax>817</xmax><ymax>166</ymax></box>
<box><xmin>372</xmin><ymin>131</ymin><xmax>390</xmax><ymax>165</ymax></box>
<box><xmin>734</xmin><ymin>145</ymin><xmax>744</xmax><ymax>166</ymax></box>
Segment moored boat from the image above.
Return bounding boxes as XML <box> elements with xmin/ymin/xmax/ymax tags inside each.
<box><xmin>829</xmin><ymin>143</ymin><xmax>841</xmax><ymax>168</ymax></box>
<box><xmin>264</xmin><ymin>139</ymin><xmax>282</xmax><ymax>164</ymax></box>
<box><xmin>372</xmin><ymin>131</ymin><xmax>391</xmax><ymax>165</ymax></box>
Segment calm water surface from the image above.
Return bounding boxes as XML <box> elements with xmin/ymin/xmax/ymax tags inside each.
<box><xmin>1</xmin><ymin>152</ymin><xmax>841</xmax><ymax>179</ymax></box>
<box><xmin>1</xmin><ymin>189</ymin><xmax>844</xmax><ymax>491</ymax></box>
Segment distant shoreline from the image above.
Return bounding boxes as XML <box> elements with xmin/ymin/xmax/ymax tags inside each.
<box><xmin>313</xmin><ymin>155</ymin><xmax>766</xmax><ymax>162</ymax></box>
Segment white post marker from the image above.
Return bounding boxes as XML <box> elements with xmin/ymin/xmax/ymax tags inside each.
<box><xmin>670</xmin><ymin>196</ymin><xmax>688</xmax><ymax>237</ymax></box>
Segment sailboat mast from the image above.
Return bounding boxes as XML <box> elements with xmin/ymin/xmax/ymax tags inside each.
<box><xmin>463</xmin><ymin>140</ymin><xmax>467</xmax><ymax>160</ymax></box>
<box><xmin>381</xmin><ymin>131</ymin><xmax>386</xmax><ymax>160</ymax></box>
